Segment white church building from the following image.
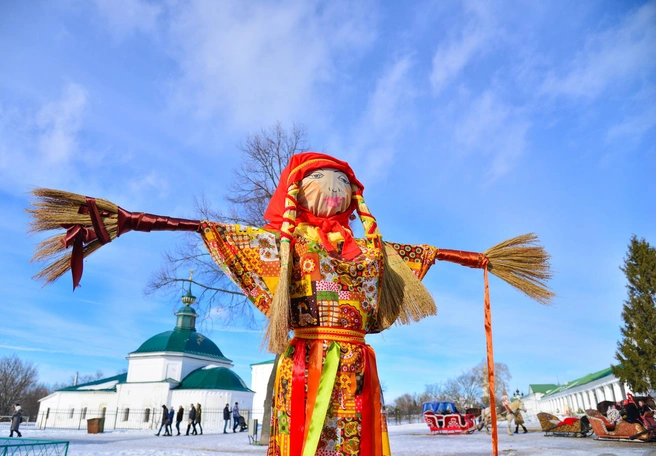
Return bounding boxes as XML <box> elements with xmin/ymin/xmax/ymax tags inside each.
<box><xmin>37</xmin><ymin>288</ymin><xmax>255</xmax><ymax>430</ymax></box>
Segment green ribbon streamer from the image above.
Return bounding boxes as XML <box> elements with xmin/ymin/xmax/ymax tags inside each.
<box><xmin>303</xmin><ymin>342</ymin><xmax>340</xmax><ymax>456</ymax></box>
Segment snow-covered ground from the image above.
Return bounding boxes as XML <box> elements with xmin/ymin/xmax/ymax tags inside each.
<box><xmin>3</xmin><ymin>423</ymin><xmax>655</xmax><ymax>455</ymax></box>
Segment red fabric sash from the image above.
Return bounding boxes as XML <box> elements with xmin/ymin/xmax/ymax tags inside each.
<box><xmin>361</xmin><ymin>346</ymin><xmax>382</xmax><ymax>456</ymax></box>
<box><xmin>290</xmin><ymin>340</ymin><xmax>307</xmax><ymax>456</ymax></box>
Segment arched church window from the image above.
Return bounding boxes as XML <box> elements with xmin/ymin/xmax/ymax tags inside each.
<box><xmin>101</xmin><ymin>407</ymin><xmax>106</xmax><ymax>418</ymax></box>
<box><xmin>69</xmin><ymin>408</ymin><xmax>74</xmax><ymax>418</ymax></box>
<box><xmin>123</xmin><ymin>408</ymin><xmax>130</xmax><ymax>422</ymax></box>
<box><xmin>144</xmin><ymin>408</ymin><xmax>151</xmax><ymax>422</ymax></box>
<box><xmin>81</xmin><ymin>407</ymin><xmax>87</xmax><ymax>419</ymax></box>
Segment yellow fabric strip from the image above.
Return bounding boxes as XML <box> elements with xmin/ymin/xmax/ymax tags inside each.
<box><xmin>302</xmin><ymin>342</ymin><xmax>340</xmax><ymax>456</ymax></box>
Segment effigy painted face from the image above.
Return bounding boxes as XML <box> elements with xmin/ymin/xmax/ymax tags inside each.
<box><xmin>298</xmin><ymin>168</ymin><xmax>352</xmax><ymax>217</ymax></box>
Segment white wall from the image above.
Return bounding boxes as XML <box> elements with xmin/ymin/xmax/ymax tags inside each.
<box><xmin>250</xmin><ymin>362</ymin><xmax>275</xmax><ymax>423</ymax></box>
<box><xmin>127</xmin><ymin>353</ymin><xmax>232</xmax><ymax>383</ymax></box>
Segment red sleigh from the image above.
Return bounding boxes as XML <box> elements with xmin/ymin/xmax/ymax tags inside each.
<box><xmin>422</xmin><ymin>401</ymin><xmax>477</xmax><ymax>435</ymax></box>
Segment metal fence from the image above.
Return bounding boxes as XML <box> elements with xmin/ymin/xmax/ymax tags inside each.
<box><xmin>36</xmin><ymin>407</ymin><xmax>264</xmax><ymax>431</ymax></box>
<box><xmin>0</xmin><ymin>438</ymin><xmax>69</xmax><ymax>456</ymax></box>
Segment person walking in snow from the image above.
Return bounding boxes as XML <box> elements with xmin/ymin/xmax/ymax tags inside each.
<box><xmin>232</xmin><ymin>402</ymin><xmax>240</xmax><ymax>433</ymax></box>
<box><xmin>155</xmin><ymin>405</ymin><xmax>168</xmax><ymax>436</ymax></box>
<box><xmin>195</xmin><ymin>404</ymin><xmax>203</xmax><ymax>435</ymax></box>
<box><xmin>165</xmin><ymin>406</ymin><xmax>174</xmax><ymax>436</ymax></box>
<box><xmin>10</xmin><ymin>404</ymin><xmax>22</xmax><ymax>438</ymax></box>
<box><xmin>186</xmin><ymin>403</ymin><xmax>197</xmax><ymax>435</ymax></box>
<box><xmin>223</xmin><ymin>403</ymin><xmax>231</xmax><ymax>434</ymax></box>
<box><xmin>175</xmin><ymin>406</ymin><xmax>184</xmax><ymax>436</ymax></box>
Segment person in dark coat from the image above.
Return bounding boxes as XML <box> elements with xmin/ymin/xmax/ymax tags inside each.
<box><xmin>624</xmin><ymin>394</ymin><xmax>641</xmax><ymax>424</ymax></box>
<box><xmin>195</xmin><ymin>404</ymin><xmax>203</xmax><ymax>435</ymax></box>
<box><xmin>186</xmin><ymin>403</ymin><xmax>197</xmax><ymax>436</ymax></box>
<box><xmin>166</xmin><ymin>406</ymin><xmax>174</xmax><ymax>436</ymax></box>
<box><xmin>232</xmin><ymin>402</ymin><xmax>240</xmax><ymax>433</ymax></box>
<box><xmin>175</xmin><ymin>406</ymin><xmax>184</xmax><ymax>436</ymax></box>
<box><xmin>223</xmin><ymin>403</ymin><xmax>231</xmax><ymax>434</ymax></box>
<box><xmin>155</xmin><ymin>405</ymin><xmax>168</xmax><ymax>436</ymax></box>
<box><xmin>10</xmin><ymin>404</ymin><xmax>22</xmax><ymax>438</ymax></box>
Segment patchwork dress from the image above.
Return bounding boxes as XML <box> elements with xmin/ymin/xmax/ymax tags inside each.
<box><xmin>201</xmin><ymin>221</ymin><xmax>437</xmax><ymax>456</ymax></box>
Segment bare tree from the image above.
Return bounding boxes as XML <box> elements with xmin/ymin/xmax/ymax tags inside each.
<box><xmin>0</xmin><ymin>355</ymin><xmax>38</xmax><ymax>415</ymax></box>
<box><xmin>145</xmin><ymin>122</ymin><xmax>310</xmax><ymax>325</ymax></box>
<box><xmin>20</xmin><ymin>383</ymin><xmax>52</xmax><ymax>421</ymax></box>
<box><xmin>423</xmin><ymin>382</ymin><xmax>446</xmax><ymax>401</ymax></box>
<box><xmin>473</xmin><ymin>360</ymin><xmax>512</xmax><ymax>406</ymax></box>
<box><xmin>146</xmin><ymin>122</ymin><xmax>310</xmax><ymax>444</ymax></box>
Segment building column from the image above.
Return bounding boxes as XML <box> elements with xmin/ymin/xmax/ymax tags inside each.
<box><xmin>612</xmin><ymin>382</ymin><xmax>623</xmax><ymax>402</ymax></box>
<box><xmin>604</xmin><ymin>384</ymin><xmax>615</xmax><ymax>402</ymax></box>
<box><xmin>591</xmin><ymin>389</ymin><xmax>599</xmax><ymax>407</ymax></box>
<box><xmin>597</xmin><ymin>387</ymin><xmax>606</xmax><ymax>401</ymax></box>
<box><xmin>619</xmin><ymin>382</ymin><xmax>627</xmax><ymax>400</ymax></box>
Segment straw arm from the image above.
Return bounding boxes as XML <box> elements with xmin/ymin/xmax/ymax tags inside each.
<box><xmin>28</xmin><ymin>188</ymin><xmax>202</xmax><ymax>289</ymax></box>
<box><xmin>434</xmin><ymin>233</ymin><xmax>555</xmax><ymax>306</ymax></box>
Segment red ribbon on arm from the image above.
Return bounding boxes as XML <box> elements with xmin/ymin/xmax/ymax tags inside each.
<box><xmin>60</xmin><ymin>201</ymin><xmax>201</xmax><ymax>290</ymax></box>
<box><xmin>61</xmin><ymin>197</ymin><xmax>111</xmax><ymax>290</ymax></box>
<box><xmin>116</xmin><ymin>207</ymin><xmax>200</xmax><ymax>236</ymax></box>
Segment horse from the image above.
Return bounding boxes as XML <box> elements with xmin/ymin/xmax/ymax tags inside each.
<box><xmin>477</xmin><ymin>399</ymin><xmax>527</xmax><ymax>436</ymax></box>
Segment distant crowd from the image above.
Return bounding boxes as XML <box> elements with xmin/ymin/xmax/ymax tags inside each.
<box><xmin>154</xmin><ymin>402</ymin><xmax>246</xmax><ymax>436</ymax></box>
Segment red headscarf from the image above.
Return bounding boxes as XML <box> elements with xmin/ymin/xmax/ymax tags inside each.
<box><xmin>264</xmin><ymin>153</ymin><xmax>365</xmax><ymax>259</ymax></box>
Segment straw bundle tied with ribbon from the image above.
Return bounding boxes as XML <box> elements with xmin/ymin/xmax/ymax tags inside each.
<box><xmin>28</xmin><ymin>187</ymin><xmax>554</xmax><ymax>456</ymax></box>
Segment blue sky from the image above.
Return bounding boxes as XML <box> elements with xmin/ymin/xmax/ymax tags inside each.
<box><xmin>0</xmin><ymin>0</ymin><xmax>654</xmax><ymax>404</ymax></box>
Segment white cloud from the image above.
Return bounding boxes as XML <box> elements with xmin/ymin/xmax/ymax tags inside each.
<box><xmin>0</xmin><ymin>83</ymin><xmax>89</xmax><ymax>193</ymax></box>
<box><xmin>162</xmin><ymin>0</ymin><xmax>377</xmax><ymax>129</ymax></box>
<box><xmin>429</xmin><ymin>0</ymin><xmax>496</xmax><ymax>95</ymax></box>
<box><xmin>606</xmin><ymin>84</ymin><xmax>656</xmax><ymax>144</ymax></box>
<box><xmin>540</xmin><ymin>1</ymin><xmax>656</xmax><ymax>99</ymax></box>
<box><xmin>36</xmin><ymin>83</ymin><xmax>87</xmax><ymax>164</ymax></box>
<box><xmin>453</xmin><ymin>91</ymin><xmax>529</xmax><ymax>181</ymax></box>
<box><xmin>347</xmin><ymin>55</ymin><xmax>415</xmax><ymax>181</ymax></box>
<box><xmin>94</xmin><ymin>0</ymin><xmax>162</xmax><ymax>39</ymax></box>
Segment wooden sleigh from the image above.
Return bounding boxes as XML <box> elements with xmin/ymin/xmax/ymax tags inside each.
<box><xmin>587</xmin><ymin>415</ymin><xmax>655</xmax><ymax>442</ymax></box>
<box><xmin>537</xmin><ymin>412</ymin><xmax>591</xmax><ymax>437</ymax></box>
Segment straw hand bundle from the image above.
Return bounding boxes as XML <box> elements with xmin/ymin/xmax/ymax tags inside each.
<box><xmin>27</xmin><ymin>188</ymin><xmax>200</xmax><ymax>289</ymax></box>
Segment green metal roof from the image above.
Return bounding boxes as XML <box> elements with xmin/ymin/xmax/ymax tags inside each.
<box><xmin>131</xmin><ymin>328</ymin><xmax>230</xmax><ymax>361</ymax></box>
<box><xmin>250</xmin><ymin>359</ymin><xmax>276</xmax><ymax>367</ymax></box>
<box><xmin>176</xmin><ymin>367</ymin><xmax>253</xmax><ymax>392</ymax></box>
<box><xmin>57</xmin><ymin>373</ymin><xmax>127</xmax><ymax>392</ymax></box>
<box><xmin>529</xmin><ymin>384</ymin><xmax>559</xmax><ymax>394</ymax></box>
<box><xmin>542</xmin><ymin>367</ymin><xmax>615</xmax><ymax>397</ymax></box>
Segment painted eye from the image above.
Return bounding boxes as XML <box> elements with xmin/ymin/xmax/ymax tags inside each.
<box><xmin>310</xmin><ymin>172</ymin><xmax>324</xmax><ymax>179</ymax></box>
<box><xmin>338</xmin><ymin>175</ymin><xmax>350</xmax><ymax>185</ymax></box>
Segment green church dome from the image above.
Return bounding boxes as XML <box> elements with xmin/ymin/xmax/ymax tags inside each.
<box><xmin>131</xmin><ymin>328</ymin><xmax>231</xmax><ymax>361</ymax></box>
<box><xmin>176</xmin><ymin>366</ymin><xmax>253</xmax><ymax>391</ymax></box>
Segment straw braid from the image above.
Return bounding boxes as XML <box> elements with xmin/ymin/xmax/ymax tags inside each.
<box><xmin>265</xmin><ymin>182</ymin><xmax>299</xmax><ymax>353</ymax></box>
<box><xmin>353</xmin><ymin>191</ymin><xmax>380</xmax><ymax>241</ymax></box>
